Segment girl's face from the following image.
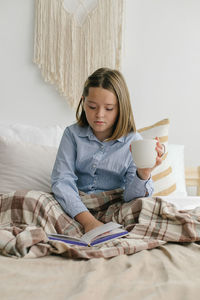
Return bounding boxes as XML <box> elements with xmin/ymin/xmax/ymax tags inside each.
<box><xmin>83</xmin><ymin>87</ymin><xmax>119</xmax><ymax>141</ymax></box>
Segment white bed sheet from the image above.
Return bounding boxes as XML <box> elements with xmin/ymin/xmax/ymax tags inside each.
<box><xmin>161</xmin><ymin>195</ymin><xmax>200</xmax><ymax>210</ymax></box>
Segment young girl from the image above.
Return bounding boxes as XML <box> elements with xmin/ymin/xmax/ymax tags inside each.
<box><xmin>51</xmin><ymin>68</ymin><xmax>164</xmax><ymax>233</ymax></box>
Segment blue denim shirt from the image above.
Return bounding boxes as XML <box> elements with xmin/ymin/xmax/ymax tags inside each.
<box><xmin>51</xmin><ymin>123</ymin><xmax>154</xmax><ymax>218</ymax></box>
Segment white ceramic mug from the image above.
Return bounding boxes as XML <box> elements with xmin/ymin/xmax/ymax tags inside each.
<box><xmin>131</xmin><ymin>139</ymin><xmax>157</xmax><ymax>169</ymax></box>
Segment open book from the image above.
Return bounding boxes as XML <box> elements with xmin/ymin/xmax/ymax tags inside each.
<box><xmin>48</xmin><ymin>222</ymin><xmax>129</xmax><ymax>247</ymax></box>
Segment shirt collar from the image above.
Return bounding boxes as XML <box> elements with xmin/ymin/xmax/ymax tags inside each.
<box><xmin>78</xmin><ymin>125</ymin><xmax>125</xmax><ymax>143</ymax></box>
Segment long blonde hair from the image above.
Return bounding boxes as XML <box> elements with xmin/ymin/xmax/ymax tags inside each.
<box><xmin>76</xmin><ymin>68</ymin><xmax>136</xmax><ymax>140</ymax></box>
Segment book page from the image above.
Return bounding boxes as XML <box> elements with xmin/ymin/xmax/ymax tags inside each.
<box><xmin>80</xmin><ymin>222</ymin><xmax>122</xmax><ymax>244</ymax></box>
<box><xmin>48</xmin><ymin>234</ymin><xmax>82</xmax><ymax>242</ymax></box>
<box><xmin>90</xmin><ymin>228</ymin><xmax>129</xmax><ymax>246</ymax></box>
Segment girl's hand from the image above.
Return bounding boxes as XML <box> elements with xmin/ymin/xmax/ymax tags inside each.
<box><xmin>75</xmin><ymin>211</ymin><xmax>104</xmax><ymax>233</ymax></box>
<box><xmin>84</xmin><ymin>219</ymin><xmax>104</xmax><ymax>233</ymax></box>
<box><xmin>155</xmin><ymin>137</ymin><xmax>165</xmax><ymax>167</ymax></box>
<box><xmin>137</xmin><ymin>137</ymin><xmax>165</xmax><ymax>180</ymax></box>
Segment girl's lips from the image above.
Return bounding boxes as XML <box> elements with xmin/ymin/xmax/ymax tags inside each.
<box><xmin>94</xmin><ymin>121</ymin><xmax>105</xmax><ymax>124</ymax></box>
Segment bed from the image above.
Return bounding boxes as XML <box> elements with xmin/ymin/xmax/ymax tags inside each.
<box><xmin>1</xmin><ymin>119</ymin><xmax>200</xmax><ymax>300</ymax></box>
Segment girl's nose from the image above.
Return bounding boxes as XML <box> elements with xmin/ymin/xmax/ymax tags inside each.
<box><xmin>96</xmin><ymin>107</ymin><xmax>104</xmax><ymax>117</ymax></box>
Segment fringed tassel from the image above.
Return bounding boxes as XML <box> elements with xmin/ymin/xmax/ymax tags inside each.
<box><xmin>33</xmin><ymin>0</ymin><xmax>125</xmax><ymax>109</ymax></box>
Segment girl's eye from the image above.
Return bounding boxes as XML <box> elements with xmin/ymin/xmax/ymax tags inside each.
<box><xmin>88</xmin><ymin>105</ymin><xmax>113</xmax><ymax>111</ymax></box>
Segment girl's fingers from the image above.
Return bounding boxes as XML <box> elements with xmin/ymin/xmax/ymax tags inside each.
<box><xmin>155</xmin><ymin>137</ymin><xmax>165</xmax><ymax>164</ymax></box>
<box><xmin>156</xmin><ymin>156</ymin><xmax>162</xmax><ymax>166</ymax></box>
<box><xmin>154</xmin><ymin>138</ymin><xmax>165</xmax><ymax>167</ymax></box>
<box><xmin>156</xmin><ymin>142</ymin><xmax>165</xmax><ymax>158</ymax></box>
<box><xmin>157</xmin><ymin>148</ymin><xmax>164</xmax><ymax>157</ymax></box>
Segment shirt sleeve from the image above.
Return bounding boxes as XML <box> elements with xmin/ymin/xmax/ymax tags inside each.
<box><xmin>123</xmin><ymin>161</ymin><xmax>154</xmax><ymax>202</ymax></box>
<box><xmin>51</xmin><ymin>128</ymin><xmax>88</xmax><ymax>218</ymax></box>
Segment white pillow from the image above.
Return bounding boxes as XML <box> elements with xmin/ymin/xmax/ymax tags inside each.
<box><xmin>0</xmin><ymin>137</ymin><xmax>57</xmax><ymax>194</ymax></box>
<box><xmin>0</xmin><ymin>123</ymin><xmax>65</xmax><ymax>147</ymax></box>
<box><xmin>138</xmin><ymin>119</ymin><xmax>177</xmax><ymax>196</ymax></box>
<box><xmin>0</xmin><ymin>122</ymin><xmax>187</xmax><ymax>197</ymax></box>
<box><xmin>167</xmin><ymin>144</ymin><xmax>187</xmax><ymax>196</ymax></box>
<box><xmin>138</xmin><ymin>119</ymin><xmax>187</xmax><ymax>197</ymax></box>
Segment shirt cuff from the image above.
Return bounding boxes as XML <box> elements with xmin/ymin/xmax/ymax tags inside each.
<box><xmin>55</xmin><ymin>195</ymin><xmax>89</xmax><ymax>219</ymax></box>
<box><xmin>70</xmin><ymin>206</ymin><xmax>89</xmax><ymax>219</ymax></box>
<box><xmin>134</xmin><ymin>172</ymin><xmax>154</xmax><ymax>197</ymax></box>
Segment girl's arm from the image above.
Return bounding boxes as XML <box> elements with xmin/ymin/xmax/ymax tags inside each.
<box><xmin>123</xmin><ymin>166</ymin><xmax>154</xmax><ymax>201</ymax></box>
<box><xmin>124</xmin><ymin>138</ymin><xmax>165</xmax><ymax>201</ymax></box>
<box><xmin>137</xmin><ymin>137</ymin><xmax>165</xmax><ymax>180</ymax></box>
<box><xmin>75</xmin><ymin>211</ymin><xmax>104</xmax><ymax>233</ymax></box>
<box><xmin>51</xmin><ymin>127</ymin><xmax>88</xmax><ymax>218</ymax></box>
<box><xmin>51</xmin><ymin>127</ymin><xmax>103</xmax><ymax>233</ymax></box>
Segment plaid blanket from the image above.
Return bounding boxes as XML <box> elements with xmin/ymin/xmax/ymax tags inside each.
<box><xmin>0</xmin><ymin>189</ymin><xmax>200</xmax><ymax>259</ymax></box>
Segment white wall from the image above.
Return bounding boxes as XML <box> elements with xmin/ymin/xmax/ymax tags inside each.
<box><xmin>0</xmin><ymin>0</ymin><xmax>75</xmax><ymax>127</ymax></box>
<box><xmin>123</xmin><ymin>0</ymin><xmax>200</xmax><ymax>167</ymax></box>
<box><xmin>0</xmin><ymin>0</ymin><xmax>199</xmax><ymax>167</ymax></box>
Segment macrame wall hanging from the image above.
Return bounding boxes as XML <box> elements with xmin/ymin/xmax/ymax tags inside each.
<box><xmin>33</xmin><ymin>0</ymin><xmax>125</xmax><ymax>109</ymax></box>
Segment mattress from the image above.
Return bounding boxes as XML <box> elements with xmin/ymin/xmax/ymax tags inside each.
<box><xmin>1</xmin><ymin>241</ymin><xmax>200</xmax><ymax>300</ymax></box>
<box><xmin>1</xmin><ymin>195</ymin><xmax>200</xmax><ymax>300</ymax></box>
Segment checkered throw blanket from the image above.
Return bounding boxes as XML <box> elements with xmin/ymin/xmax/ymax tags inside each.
<box><xmin>1</xmin><ymin>189</ymin><xmax>200</xmax><ymax>259</ymax></box>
